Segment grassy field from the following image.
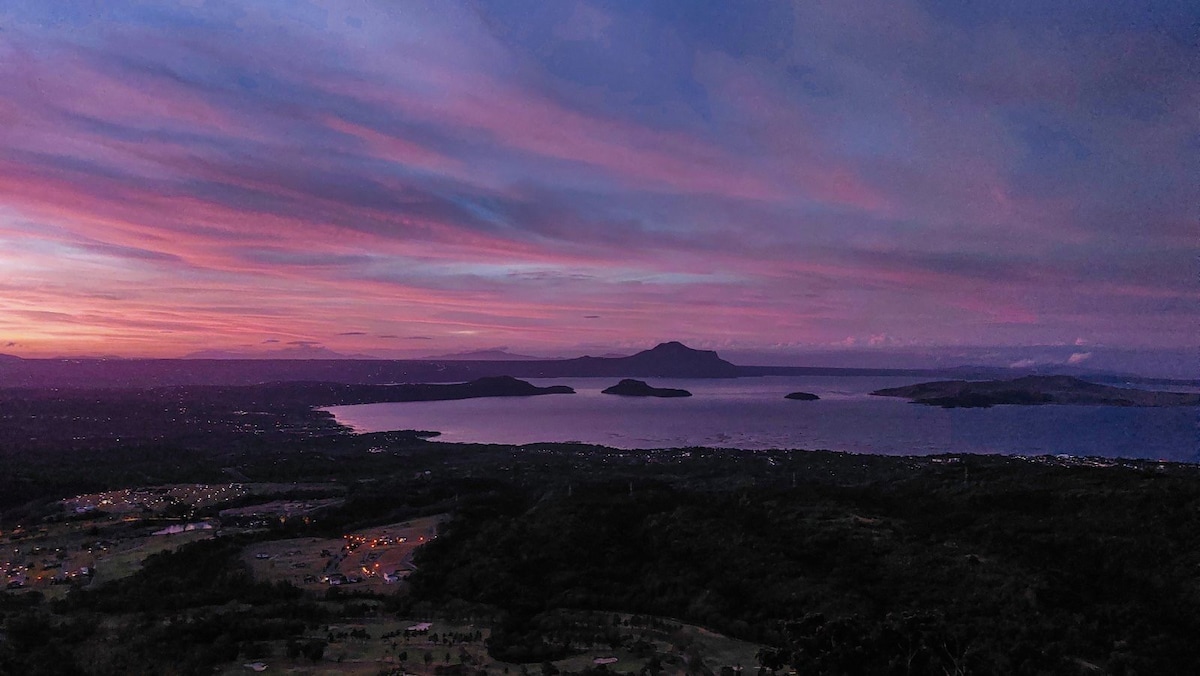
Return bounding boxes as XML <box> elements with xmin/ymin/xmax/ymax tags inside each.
<box><xmin>214</xmin><ymin>615</ymin><xmax>765</xmax><ymax>675</ymax></box>
<box><xmin>1</xmin><ymin>515</ymin><xmax>217</xmax><ymax>599</ymax></box>
<box><xmin>244</xmin><ymin>516</ymin><xmax>446</xmax><ymax>594</ymax></box>
<box><xmin>2</xmin><ymin>482</ymin><xmax>349</xmax><ymax>600</ymax></box>
<box><xmin>85</xmin><ymin>528</ymin><xmax>216</xmax><ymax>589</ymax></box>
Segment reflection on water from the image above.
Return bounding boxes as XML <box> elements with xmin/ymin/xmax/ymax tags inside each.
<box><xmin>325</xmin><ymin>376</ymin><xmax>1199</xmax><ymax>462</ymax></box>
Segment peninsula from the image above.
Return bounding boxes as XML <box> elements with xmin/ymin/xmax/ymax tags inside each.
<box><xmin>871</xmin><ymin>375</ymin><xmax>1200</xmax><ymax>408</ymax></box>
<box><xmin>345</xmin><ymin>376</ymin><xmax>576</xmax><ymax>403</ymax></box>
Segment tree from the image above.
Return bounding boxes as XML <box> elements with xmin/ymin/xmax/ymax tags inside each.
<box><xmin>303</xmin><ymin>639</ymin><xmax>327</xmax><ymax>663</ymax></box>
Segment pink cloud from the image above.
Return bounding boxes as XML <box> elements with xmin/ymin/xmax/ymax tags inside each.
<box><xmin>322</xmin><ymin>70</ymin><xmax>787</xmax><ymax>202</ymax></box>
<box><xmin>322</xmin><ymin>115</ymin><xmax>462</xmax><ymax>175</ymax></box>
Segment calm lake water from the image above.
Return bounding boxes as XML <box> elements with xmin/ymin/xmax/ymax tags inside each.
<box><xmin>325</xmin><ymin>376</ymin><xmax>1200</xmax><ymax>462</ymax></box>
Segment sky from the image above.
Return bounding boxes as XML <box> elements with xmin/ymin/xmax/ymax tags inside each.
<box><xmin>0</xmin><ymin>1</ymin><xmax>1196</xmax><ymax>371</ymax></box>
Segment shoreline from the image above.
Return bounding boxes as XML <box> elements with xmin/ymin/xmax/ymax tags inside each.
<box><xmin>319</xmin><ymin>378</ymin><xmax>1199</xmax><ymax>461</ymax></box>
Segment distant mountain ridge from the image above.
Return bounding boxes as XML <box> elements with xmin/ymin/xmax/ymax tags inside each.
<box><xmin>7</xmin><ymin>343</ymin><xmax>1185</xmax><ymax>390</ymax></box>
<box><xmin>425</xmin><ymin>349</ymin><xmax>546</xmax><ymax>361</ymax></box>
<box><xmin>184</xmin><ymin>346</ymin><xmax>378</xmax><ymax>360</ymax></box>
<box><xmin>0</xmin><ymin>341</ymin><xmax>739</xmax><ymax>388</ymax></box>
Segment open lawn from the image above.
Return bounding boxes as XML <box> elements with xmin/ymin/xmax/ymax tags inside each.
<box><xmin>214</xmin><ymin>615</ymin><xmax>764</xmax><ymax>676</ymax></box>
<box><xmin>2</xmin><ymin>481</ymin><xmax>347</xmax><ymax>599</ymax></box>
<box><xmin>1</xmin><ymin>515</ymin><xmax>217</xmax><ymax>598</ymax></box>
<box><xmin>244</xmin><ymin>516</ymin><xmax>446</xmax><ymax>593</ymax></box>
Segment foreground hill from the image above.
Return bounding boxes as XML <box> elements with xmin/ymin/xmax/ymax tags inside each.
<box><xmin>5</xmin><ymin>434</ymin><xmax>1199</xmax><ymax>676</ymax></box>
<box><xmin>872</xmin><ymin>375</ymin><xmax>1200</xmax><ymax>407</ymax></box>
<box><xmin>0</xmin><ymin>366</ymin><xmax>1197</xmax><ymax>675</ymax></box>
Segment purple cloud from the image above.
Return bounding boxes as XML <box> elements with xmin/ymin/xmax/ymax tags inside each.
<box><xmin>0</xmin><ymin>0</ymin><xmax>1192</xmax><ymax>373</ymax></box>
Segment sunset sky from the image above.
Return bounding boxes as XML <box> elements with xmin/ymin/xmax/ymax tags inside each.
<box><xmin>1</xmin><ymin>1</ymin><xmax>1196</xmax><ymax>369</ymax></box>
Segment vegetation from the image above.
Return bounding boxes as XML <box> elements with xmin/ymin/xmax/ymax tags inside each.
<box><xmin>872</xmin><ymin>375</ymin><xmax>1200</xmax><ymax>407</ymax></box>
<box><xmin>601</xmin><ymin>380</ymin><xmax>692</xmax><ymax>397</ymax></box>
<box><xmin>403</xmin><ymin>458</ymin><xmax>1200</xmax><ymax>674</ymax></box>
<box><xmin>2</xmin><ymin>382</ymin><xmax>1199</xmax><ymax>674</ymax></box>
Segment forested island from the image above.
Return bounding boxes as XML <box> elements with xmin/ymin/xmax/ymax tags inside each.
<box><xmin>601</xmin><ymin>379</ymin><xmax>692</xmax><ymax>398</ymax></box>
<box><xmin>872</xmin><ymin>375</ymin><xmax>1200</xmax><ymax>408</ymax></box>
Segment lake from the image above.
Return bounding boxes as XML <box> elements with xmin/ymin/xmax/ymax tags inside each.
<box><xmin>325</xmin><ymin>376</ymin><xmax>1200</xmax><ymax>462</ymax></box>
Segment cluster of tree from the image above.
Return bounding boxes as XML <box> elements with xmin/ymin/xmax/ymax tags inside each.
<box><xmin>5</xmin><ymin>400</ymin><xmax>1200</xmax><ymax>675</ymax></box>
<box><xmin>401</xmin><ymin>461</ymin><xmax>1200</xmax><ymax>674</ymax></box>
<box><xmin>63</xmin><ymin>537</ymin><xmax>301</xmax><ymax>613</ymax></box>
<box><xmin>0</xmin><ymin>384</ymin><xmax>348</xmax><ymax>453</ymax></box>
<box><xmin>0</xmin><ymin>537</ymin><xmax>333</xmax><ymax>674</ymax></box>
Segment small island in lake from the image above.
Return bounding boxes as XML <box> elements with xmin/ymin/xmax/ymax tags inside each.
<box><xmin>871</xmin><ymin>375</ymin><xmax>1200</xmax><ymax>408</ymax></box>
<box><xmin>784</xmin><ymin>391</ymin><xmax>820</xmax><ymax>401</ymax></box>
<box><xmin>601</xmin><ymin>379</ymin><xmax>692</xmax><ymax>397</ymax></box>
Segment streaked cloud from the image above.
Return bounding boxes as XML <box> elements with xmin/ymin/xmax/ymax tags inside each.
<box><xmin>0</xmin><ymin>0</ymin><xmax>1194</xmax><ymax>363</ymax></box>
